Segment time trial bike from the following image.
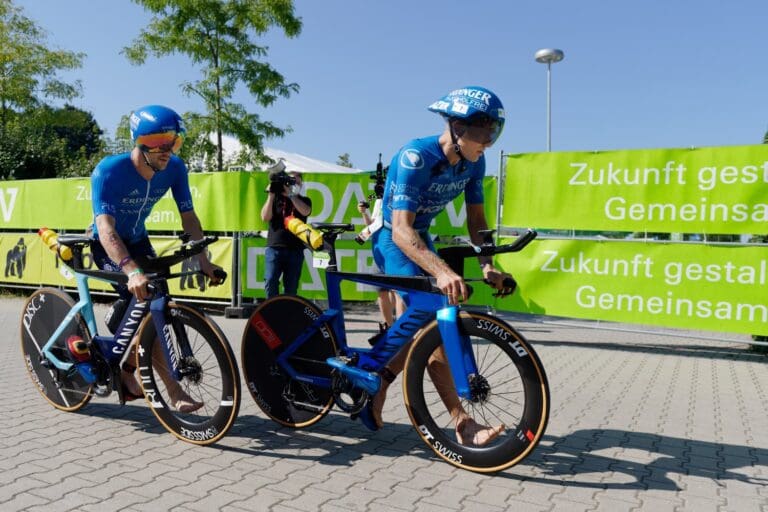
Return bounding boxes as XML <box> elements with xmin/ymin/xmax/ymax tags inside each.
<box><xmin>241</xmin><ymin>225</ymin><xmax>549</xmax><ymax>473</ymax></box>
<box><xmin>20</xmin><ymin>234</ymin><xmax>241</xmax><ymax>445</ymax></box>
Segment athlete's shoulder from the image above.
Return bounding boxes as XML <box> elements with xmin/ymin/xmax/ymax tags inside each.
<box><xmin>395</xmin><ymin>135</ymin><xmax>444</xmax><ymax>171</ymax></box>
<box><xmin>92</xmin><ymin>152</ymin><xmax>132</xmax><ymax>179</ymax></box>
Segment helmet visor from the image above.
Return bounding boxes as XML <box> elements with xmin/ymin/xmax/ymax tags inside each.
<box><xmin>136</xmin><ymin>131</ymin><xmax>184</xmax><ymax>154</ymax></box>
<box><xmin>461</xmin><ymin>118</ymin><xmax>503</xmax><ymax>146</ymax></box>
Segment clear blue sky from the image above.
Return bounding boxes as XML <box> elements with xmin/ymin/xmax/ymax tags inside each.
<box><xmin>19</xmin><ymin>0</ymin><xmax>768</xmax><ymax>172</ymax></box>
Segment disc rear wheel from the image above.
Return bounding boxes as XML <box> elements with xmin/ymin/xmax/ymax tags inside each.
<box><xmin>241</xmin><ymin>296</ymin><xmax>337</xmax><ymax>428</ymax></box>
<box><xmin>20</xmin><ymin>288</ymin><xmax>93</xmax><ymax>412</ymax></box>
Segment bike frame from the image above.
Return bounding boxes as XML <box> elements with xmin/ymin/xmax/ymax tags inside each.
<box><xmin>40</xmin><ymin>268</ymin><xmax>184</xmax><ymax>382</ymax></box>
<box><xmin>275</xmin><ymin>269</ymin><xmax>479</xmax><ymax>400</ymax></box>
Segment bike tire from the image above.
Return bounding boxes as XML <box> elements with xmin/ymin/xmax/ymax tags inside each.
<box><xmin>241</xmin><ymin>295</ymin><xmax>337</xmax><ymax>428</ymax></box>
<box><xmin>20</xmin><ymin>287</ymin><xmax>93</xmax><ymax>411</ymax></box>
<box><xmin>136</xmin><ymin>303</ymin><xmax>240</xmax><ymax>445</ymax></box>
<box><xmin>403</xmin><ymin>310</ymin><xmax>550</xmax><ymax>473</ymax></box>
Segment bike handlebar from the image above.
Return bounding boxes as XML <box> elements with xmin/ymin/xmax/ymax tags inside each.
<box><xmin>139</xmin><ymin>235</ymin><xmax>220</xmax><ymax>273</ymax></box>
<box><xmin>437</xmin><ymin>229</ymin><xmax>537</xmax><ymax>261</ymax></box>
<box><xmin>72</xmin><ymin>235</ymin><xmax>225</xmax><ymax>286</ymax></box>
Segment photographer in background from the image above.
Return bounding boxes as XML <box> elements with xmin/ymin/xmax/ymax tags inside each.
<box><xmin>261</xmin><ymin>167</ymin><xmax>312</xmax><ymax>298</ymax></box>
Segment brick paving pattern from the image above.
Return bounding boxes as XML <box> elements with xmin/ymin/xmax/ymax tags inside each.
<box><xmin>1</xmin><ymin>298</ymin><xmax>766</xmax><ymax>511</ymax></box>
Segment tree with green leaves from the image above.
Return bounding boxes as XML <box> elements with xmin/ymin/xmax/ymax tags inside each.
<box><xmin>337</xmin><ymin>153</ymin><xmax>353</xmax><ymax>168</ymax></box>
<box><xmin>0</xmin><ymin>104</ymin><xmax>105</xmax><ymax>179</ymax></box>
<box><xmin>0</xmin><ymin>0</ymin><xmax>84</xmax><ymax>136</ymax></box>
<box><xmin>123</xmin><ymin>0</ymin><xmax>302</xmax><ymax>172</ymax></box>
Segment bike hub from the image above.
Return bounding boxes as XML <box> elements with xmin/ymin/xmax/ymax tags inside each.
<box><xmin>468</xmin><ymin>374</ymin><xmax>491</xmax><ymax>403</ymax></box>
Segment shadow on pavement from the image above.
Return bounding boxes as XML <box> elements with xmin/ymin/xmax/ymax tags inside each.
<box><xmin>531</xmin><ymin>337</ymin><xmax>763</xmax><ymax>361</ymax></box>
<box><xmin>501</xmin><ymin>428</ymin><xmax>767</xmax><ymax>489</ymax></box>
<box><xmin>74</xmin><ymin>404</ymin><xmax>766</xmax><ymax>488</ymax></box>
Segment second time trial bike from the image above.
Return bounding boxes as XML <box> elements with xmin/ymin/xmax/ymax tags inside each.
<box><xmin>241</xmin><ymin>225</ymin><xmax>549</xmax><ymax>473</ymax></box>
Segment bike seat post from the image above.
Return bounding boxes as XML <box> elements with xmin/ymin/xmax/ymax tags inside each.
<box><xmin>321</xmin><ymin>231</ymin><xmax>340</xmax><ymax>271</ymax></box>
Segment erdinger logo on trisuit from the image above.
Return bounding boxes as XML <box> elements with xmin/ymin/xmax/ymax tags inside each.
<box><xmin>400</xmin><ymin>149</ymin><xmax>424</xmax><ymax>169</ymax></box>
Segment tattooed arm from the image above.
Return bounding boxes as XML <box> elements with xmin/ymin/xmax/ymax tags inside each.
<box><xmin>95</xmin><ymin>214</ymin><xmax>150</xmax><ymax>301</ymax></box>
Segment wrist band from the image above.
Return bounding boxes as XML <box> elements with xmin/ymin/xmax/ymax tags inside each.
<box><xmin>118</xmin><ymin>256</ymin><xmax>132</xmax><ymax>269</ymax></box>
<box><xmin>127</xmin><ymin>268</ymin><xmax>144</xmax><ymax>278</ymax></box>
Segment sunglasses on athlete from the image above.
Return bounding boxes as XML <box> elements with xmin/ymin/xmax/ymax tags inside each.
<box><xmin>460</xmin><ymin>120</ymin><xmax>503</xmax><ymax>146</ymax></box>
<box><xmin>136</xmin><ymin>131</ymin><xmax>185</xmax><ymax>154</ymax></box>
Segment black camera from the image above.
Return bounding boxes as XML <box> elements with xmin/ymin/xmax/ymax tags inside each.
<box><xmin>268</xmin><ymin>169</ymin><xmax>296</xmax><ymax>194</ymax></box>
<box><xmin>371</xmin><ymin>153</ymin><xmax>387</xmax><ymax>199</ymax></box>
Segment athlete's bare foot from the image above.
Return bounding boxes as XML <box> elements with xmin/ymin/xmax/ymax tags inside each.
<box><xmin>121</xmin><ymin>371</ymin><xmax>143</xmax><ymax>399</ymax></box>
<box><xmin>455</xmin><ymin>417</ymin><xmax>505</xmax><ymax>447</ymax></box>
<box><xmin>170</xmin><ymin>389</ymin><xmax>203</xmax><ymax>413</ymax></box>
<box><xmin>369</xmin><ymin>389</ymin><xmax>386</xmax><ymax>429</ymax></box>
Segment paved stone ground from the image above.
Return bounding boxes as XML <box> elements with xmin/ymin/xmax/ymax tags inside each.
<box><xmin>1</xmin><ymin>296</ymin><xmax>766</xmax><ymax>511</ymax></box>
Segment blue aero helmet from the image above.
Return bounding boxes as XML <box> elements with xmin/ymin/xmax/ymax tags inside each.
<box><xmin>129</xmin><ymin>105</ymin><xmax>186</xmax><ymax>154</ymax></box>
<box><xmin>428</xmin><ymin>86</ymin><xmax>505</xmax><ymax>145</ymax></box>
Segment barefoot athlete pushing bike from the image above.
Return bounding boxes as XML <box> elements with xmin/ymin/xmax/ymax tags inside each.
<box><xmin>367</xmin><ymin>86</ymin><xmax>516</xmax><ymax>445</ymax></box>
<box><xmin>241</xmin><ymin>86</ymin><xmax>550</xmax><ymax>472</ymax></box>
<box><xmin>89</xmin><ymin>105</ymin><xmax>225</xmax><ymax>412</ymax></box>
<box><xmin>21</xmin><ymin>104</ymin><xmax>240</xmax><ymax>444</ymax></box>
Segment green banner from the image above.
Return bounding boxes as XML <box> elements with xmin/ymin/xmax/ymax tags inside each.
<box><xmin>495</xmin><ymin>238</ymin><xmax>768</xmax><ymax>336</ymax></box>
<box><xmin>0</xmin><ymin>233</ymin><xmax>233</xmax><ymax>300</ymax></box>
<box><xmin>504</xmin><ymin>145</ymin><xmax>768</xmax><ymax>234</ymax></box>
<box><xmin>1</xmin><ymin>171</ymin><xmax>497</xmax><ymax>236</ymax></box>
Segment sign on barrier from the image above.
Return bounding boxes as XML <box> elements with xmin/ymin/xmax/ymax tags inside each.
<box><xmin>496</xmin><ymin>238</ymin><xmax>768</xmax><ymax>336</ymax></box>
<box><xmin>0</xmin><ymin>233</ymin><xmax>233</xmax><ymax>300</ymax></box>
<box><xmin>504</xmin><ymin>145</ymin><xmax>768</xmax><ymax>234</ymax></box>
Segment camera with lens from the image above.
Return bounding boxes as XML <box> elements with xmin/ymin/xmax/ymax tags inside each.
<box><xmin>268</xmin><ymin>170</ymin><xmax>296</xmax><ymax>194</ymax></box>
<box><xmin>266</xmin><ymin>159</ymin><xmax>296</xmax><ymax>194</ymax></box>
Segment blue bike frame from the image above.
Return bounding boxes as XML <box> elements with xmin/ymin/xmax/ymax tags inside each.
<box><xmin>275</xmin><ymin>269</ymin><xmax>479</xmax><ymax>400</ymax></box>
<box><xmin>41</xmin><ymin>270</ymin><xmax>183</xmax><ymax>382</ymax></box>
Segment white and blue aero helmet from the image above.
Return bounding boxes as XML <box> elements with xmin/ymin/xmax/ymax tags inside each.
<box><xmin>428</xmin><ymin>86</ymin><xmax>505</xmax><ymax>145</ymax></box>
<box><xmin>428</xmin><ymin>86</ymin><xmax>504</xmax><ymax>123</ymax></box>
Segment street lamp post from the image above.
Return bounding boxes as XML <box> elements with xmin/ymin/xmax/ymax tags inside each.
<box><xmin>535</xmin><ymin>48</ymin><xmax>564</xmax><ymax>152</ymax></box>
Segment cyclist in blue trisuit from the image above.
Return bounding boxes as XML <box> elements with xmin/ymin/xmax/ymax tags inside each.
<box><xmin>89</xmin><ymin>105</ymin><xmax>224</xmax><ymax>412</ymax></box>
<box><xmin>369</xmin><ymin>86</ymin><xmax>517</xmax><ymax>446</ymax></box>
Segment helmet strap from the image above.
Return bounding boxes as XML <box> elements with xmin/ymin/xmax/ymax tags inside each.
<box><xmin>140</xmin><ymin>150</ymin><xmax>162</xmax><ymax>173</ymax></box>
<box><xmin>449</xmin><ymin>120</ymin><xmax>468</xmax><ymax>173</ymax></box>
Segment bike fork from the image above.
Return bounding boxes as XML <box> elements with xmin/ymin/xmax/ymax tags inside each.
<box><xmin>150</xmin><ymin>296</ymin><xmax>183</xmax><ymax>381</ymax></box>
<box><xmin>436</xmin><ymin>306</ymin><xmax>478</xmax><ymax>400</ymax></box>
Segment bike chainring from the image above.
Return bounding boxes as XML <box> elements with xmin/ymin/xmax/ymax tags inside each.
<box><xmin>331</xmin><ymin>370</ymin><xmax>367</xmax><ymax>414</ymax></box>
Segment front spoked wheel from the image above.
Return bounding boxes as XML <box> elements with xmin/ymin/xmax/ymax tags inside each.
<box><xmin>136</xmin><ymin>304</ymin><xmax>240</xmax><ymax>445</ymax></box>
<box><xmin>20</xmin><ymin>288</ymin><xmax>93</xmax><ymax>411</ymax></box>
<box><xmin>403</xmin><ymin>311</ymin><xmax>550</xmax><ymax>473</ymax></box>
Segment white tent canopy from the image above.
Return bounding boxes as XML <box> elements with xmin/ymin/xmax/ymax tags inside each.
<box><xmin>216</xmin><ymin>134</ymin><xmax>366</xmax><ymax>174</ymax></box>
